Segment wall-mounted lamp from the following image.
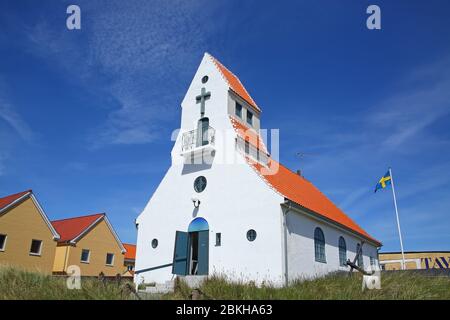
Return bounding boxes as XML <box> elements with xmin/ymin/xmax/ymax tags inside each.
<box><xmin>191</xmin><ymin>197</ymin><xmax>201</xmax><ymax>208</ymax></box>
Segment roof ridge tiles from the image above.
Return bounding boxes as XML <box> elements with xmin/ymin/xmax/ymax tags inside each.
<box><xmin>207</xmin><ymin>53</ymin><xmax>260</xmax><ymax>112</ymax></box>
<box><xmin>50</xmin><ymin>212</ymin><xmax>105</xmax><ymax>223</ymax></box>
<box><xmin>228</xmin><ymin>115</ymin><xmax>380</xmax><ymax>246</ymax></box>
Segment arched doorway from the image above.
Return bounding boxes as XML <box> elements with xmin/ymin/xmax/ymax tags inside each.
<box><xmin>172</xmin><ymin>217</ymin><xmax>209</xmax><ymax>276</ymax></box>
<box><xmin>187</xmin><ymin>217</ymin><xmax>209</xmax><ymax>275</ymax></box>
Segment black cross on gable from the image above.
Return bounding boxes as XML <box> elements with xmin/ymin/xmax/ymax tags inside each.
<box><xmin>196</xmin><ymin>87</ymin><xmax>211</xmax><ymax>117</ymax></box>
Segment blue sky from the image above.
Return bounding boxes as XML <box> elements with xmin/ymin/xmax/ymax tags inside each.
<box><xmin>1</xmin><ymin>0</ymin><xmax>449</xmax><ymax>251</ymax></box>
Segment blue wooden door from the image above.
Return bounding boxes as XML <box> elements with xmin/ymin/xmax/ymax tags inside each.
<box><xmin>172</xmin><ymin>231</ymin><xmax>189</xmax><ymax>275</ymax></box>
<box><xmin>197</xmin><ymin>230</ymin><xmax>209</xmax><ymax>275</ymax></box>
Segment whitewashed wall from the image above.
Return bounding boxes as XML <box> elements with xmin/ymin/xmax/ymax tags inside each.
<box><xmin>134</xmin><ymin>53</ymin><xmax>379</xmax><ymax>287</ymax></box>
<box><xmin>283</xmin><ymin>207</ymin><xmax>379</xmax><ymax>281</ymax></box>
<box><xmin>135</xmin><ymin>54</ymin><xmax>285</xmax><ymax>286</ymax></box>
<box><xmin>134</xmin><ymin>160</ymin><xmax>285</xmax><ymax>285</ymax></box>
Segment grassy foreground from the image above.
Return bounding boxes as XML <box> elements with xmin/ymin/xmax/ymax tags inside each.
<box><xmin>1</xmin><ymin>267</ymin><xmax>449</xmax><ymax>300</ymax></box>
<box><xmin>0</xmin><ymin>267</ymin><xmax>133</xmax><ymax>300</ymax></box>
<box><xmin>165</xmin><ymin>272</ymin><xmax>450</xmax><ymax>300</ymax></box>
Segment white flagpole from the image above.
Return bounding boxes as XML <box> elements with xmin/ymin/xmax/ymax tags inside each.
<box><xmin>389</xmin><ymin>167</ymin><xmax>406</xmax><ymax>270</ymax></box>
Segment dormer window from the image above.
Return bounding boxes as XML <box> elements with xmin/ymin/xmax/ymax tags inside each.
<box><xmin>235</xmin><ymin>102</ymin><xmax>242</xmax><ymax>118</ymax></box>
<box><xmin>246</xmin><ymin>110</ymin><xmax>253</xmax><ymax>126</ymax></box>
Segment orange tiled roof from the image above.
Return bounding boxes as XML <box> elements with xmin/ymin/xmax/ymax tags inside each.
<box><xmin>123</xmin><ymin>243</ymin><xmax>136</xmax><ymax>260</ymax></box>
<box><xmin>51</xmin><ymin>213</ymin><xmax>104</xmax><ymax>243</ymax></box>
<box><xmin>218</xmin><ymin>57</ymin><xmax>380</xmax><ymax>245</ymax></box>
<box><xmin>227</xmin><ymin>113</ymin><xmax>380</xmax><ymax>245</ymax></box>
<box><xmin>209</xmin><ymin>54</ymin><xmax>261</xmax><ymax>112</ymax></box>
<box><xmin>0</xmin><ymin>190</ymin><xmax>31</xmax><ymax>211</ymax></box>
<box><xmin>249</xmin><ymin>157</ymin><xmax>381</xmax><ymax>246</ymax></box>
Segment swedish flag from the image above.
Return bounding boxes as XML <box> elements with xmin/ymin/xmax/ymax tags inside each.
<box><xmin>375</xmin><ymin>170</ymin><xmax>391</xmax><ymax>193</ymax></box>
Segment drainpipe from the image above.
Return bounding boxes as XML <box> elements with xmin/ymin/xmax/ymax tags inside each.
<box><xmin>282</xmin><ymin>200</ymin><xmax>291</xmax><ymax>287</ymax></box>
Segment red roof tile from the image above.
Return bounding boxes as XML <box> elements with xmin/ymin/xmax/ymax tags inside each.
<box><xmin>227</xmin><ymin>116</ymin><xmax>381</xmax><ymax>246</ymax></box>
<box><xmin>123</xmin><ymin>243</ymin><xmax>136</xmax><ymax>260</ymax></box>
<box><xmin>51</xmin><ymin>213</ymin><xmax>104</xmax><ymax>243</ymax></box>
<box><xmin>0</xmin><ymin>190</ymin><xmax>31</xmax><ymax>211</ymax></box>
<box><xmin>209</xmin><ymin>54</ymin><xmax>261</xmax><ymax>112</ymax></box>
<box><xmin>249</xmin><ymin>157</ymin><xmax>381</xmax><ymax>246</ymax></box>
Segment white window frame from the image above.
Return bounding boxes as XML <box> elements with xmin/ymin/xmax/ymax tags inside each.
<box><xmin>235</xmin><ymin>102</ymin><xmax>242</xmax><ymax>118</ymax></box>
<box><xmin>105</xmin><ymin>253</ymin><xmax>115</xmax><ymax>266</ymax></box>
<box><xmin>314</xmin><ymin>227</ymin><xmax>326</xmax><ymax>263</ymax></box>
<box><xmin>246</xmin><ymin>109</ymin><xmax>253</xmax><ymax>126</ymax></box>
<box><xmin>215</xmin><ymin>233</ymin><xmax>221</xmax><ymax>246</ymax></box>
<box><xmin>370</xmin><ymin>256</ymin><xmax>377</xmax><ymax>268</ymax></box>
<box><xmin>29</xmin><ymin>239</ymin><xmax>43</xmax><ymax>256</ymax></box>
<box><xmin>244</xmin><ymin>140</ymin><xmax>250</xmax><ymax>154</ymax></box>
<box><xmin>80</xmin><ymin>249</ymin><xmax>91</xmax><ymax>263</ymax></box>
<box><xmin>0</xmin><ymin>234</ymin><xmax>7</xmax><ymax>252</ymax></box>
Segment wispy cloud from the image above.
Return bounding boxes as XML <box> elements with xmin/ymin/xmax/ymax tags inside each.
<box><xmin>0</xmin><ymin>79</ymin><xmax>36</xmax><ymax>176</ymax></box>
<box><xmin>0</xmin><ymin>85</ymin><xmax>35</xmax><ymax>143</ymax></box>
<box><xmin>338</xmin><ymin>187</ymin><xmax>368</xmax><ymax>212</ymax></box>
<box><xmin>369</xmin><ymin>85</ymin><xmax>450</xmax><ymax>149</ymax></box>
<box><xmin>367</xmin><ymin>57</ymin><xmax>450</xmax><ymax>150</ymax></box>
<box><xmin>279</xmin><ymin>56</ymin><xmax>450</xmax><ymax>249</ymax></box>
<box><xmin>295</xmin><ymin>56</ymin><xmax>450</xmax><ymax>171</ymax></box>
<box><xmin>0</xmin><ymin>78</ymin><xmax>36</xmax><ymax>148</ymax></box>
<box><xmin>0</xmin><ymin>102</ymin><xmax>34</xmax><ymax>143</ymax></box>
<box><xmin>24</xmin><ymin>0</ymin><xmax>216</xmax><ymax>147</ymax></box>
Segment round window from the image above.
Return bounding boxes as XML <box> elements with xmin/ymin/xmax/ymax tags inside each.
<box><xmin>194</xmin><ymin>176</ymin><xmax>207</xmax><ymax>193</ymax></box>
<box><xmin>151</xmin><ymin>239</ymin><xmax>158</xmax><ymax>248</ymax></box>
<box><xmin>247</xmin><ymin>229</ymin><xmax>257</xmax><ymax>242</ymax></box>
<box><xmin>201</xmin><ymin>75</ymin><xmax>209</xmax><ymax>83</ymax></box>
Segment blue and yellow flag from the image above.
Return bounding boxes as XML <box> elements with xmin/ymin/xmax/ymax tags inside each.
<box><xmin>375</xmin><ymin>170</ymin><xmax>391</xmax><ymax>193</ymax></box>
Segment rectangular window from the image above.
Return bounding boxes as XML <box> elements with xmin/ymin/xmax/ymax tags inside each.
<box><xmin>370</xmin><ymin>256</ymin><xmax>376</xmax><ymax>267</ymax></box>
<box><xmin>0</xmin><ymin>234</ymin><xmax>7</xmax><ymax>251</ymax></box>
<box><xmin>245</xmin><ymin>140</ymin><xmax>250</xmax><ymax>154</ymax></box>
<box><xmin>246</xmin><ymin>110</ymin><xmax>253</xmax><ymax>126</ymax></box>
<box><xmin>106</xmin><ymin>253</ymin><xmax>115</xmax><ymax>266</ymax></box>
<box><xmin>215</xmin><ymin>233</ymin><xmax>221</xmax><ymax>246</ymax></box>
<box><xmin>127</xmin><ymin>265</ymin><xmax>134</xmax><ymax>271</ymax></box>
<box><xmin>80</xmin><ymin>249</ymin><xmax>90</xmax><ymax>263</ymax></box>
<box><xmin>235</xmin><ymin>102</ymin><xmax>242</xmax><ymax>118</ymax></box>
<box><xmin>29</xmin><ymin>239</ymin><xmax>42</xmax><ymax>255</ymax></box>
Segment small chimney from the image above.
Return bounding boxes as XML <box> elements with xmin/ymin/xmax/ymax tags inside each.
<box><xmin>296</xmin><ymin>170</ymin><xmax>302</xmax><ymax>176</ymax></box>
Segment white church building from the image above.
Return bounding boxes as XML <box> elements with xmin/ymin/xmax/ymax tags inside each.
<box><xmin>134</xmin><ymin>53</ymin><xmax>381</xmax><ymax>286</ymax></box>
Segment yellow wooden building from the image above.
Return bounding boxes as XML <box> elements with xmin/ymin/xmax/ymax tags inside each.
<box><xmin>379</xmin><ymin>251</ymin><xmax>450</xmax><ymax>270</ymax></box>
<box><xmin>1</xmin><ymin>190</ymin><xmax>129</xmax><ymax>277</ymax></box>
<box><xmin>122</xmin><ymin>243</ymin><xmax>136</xmax><ymax>277</ymax></box>
<box><xmin>0</xmin><ymin>190</ymin><xmax>61</xmax><ymax>274</ymax></box>
<box><xmin>51</xmin><ymin>213</ymin><xmax>126</xmax><ymax>276</ymax></box>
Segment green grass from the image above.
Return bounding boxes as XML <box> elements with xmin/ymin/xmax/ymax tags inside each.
<box><xmin>0</xmin><ymin>266</ymin><xmax>134</xmax><ymax>300</ymax></box>
<box><xmin>164</xmin><ymin>272</ymin><xmax>450</xmax><ymax>300</ymax></box>
<box><xmin>1</xmin><ymin>267</ymin><xmax>449</xmax><ymax>300</ymax></box>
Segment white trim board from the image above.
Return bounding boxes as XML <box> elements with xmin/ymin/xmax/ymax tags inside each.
<box><xmin>0</xmin><ymin>191</ymin><xmax>60</xmax><ymax>240</ymax></box>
